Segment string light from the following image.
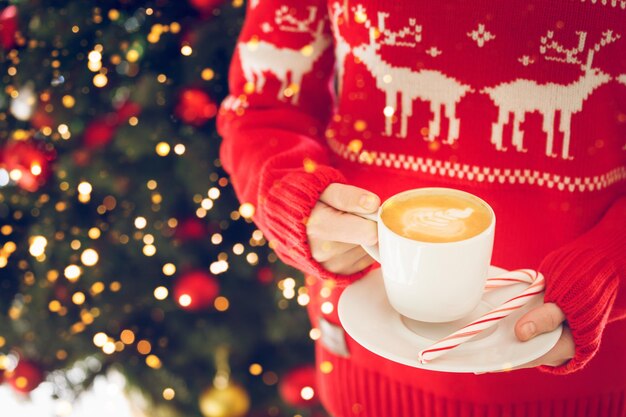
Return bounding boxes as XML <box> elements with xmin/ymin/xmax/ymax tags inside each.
<box><xmin>163</xmin><ymin>388</ymin><xmax>175</xmax><ymax>400</ymax></box>
<box><xmin>81</xmin><ymin>249</ymin><xmax>99</xmax><ymax>266</ymax></box>
<box><xmin>93</xmin><ymin>332</ymin><xmax>108</xmax><ymax>347</ymax></box>
<box><xmin>28</xmin><ymin>236</ymin><xmax>47</xmax><ymax>257</ymax></box>
<box><xmin>154</xmin><ymin>286</ymin><xmax>168</xmax><ymax>300</ymax></box>
<box><xmin>64</xmin><ymin>265</ymin><xmax>82</xmax><ymax>282</ymax></box>
<box><xmin>162</xmin><ymin>263</ymin><xmax>176</xmax><ymax>276</ymax></box>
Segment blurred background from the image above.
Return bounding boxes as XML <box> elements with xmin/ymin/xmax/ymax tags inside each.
<box><xmin>0</xmin><ymin>1</ymin><xmax>325</xmax><ymax>416</ymax></box>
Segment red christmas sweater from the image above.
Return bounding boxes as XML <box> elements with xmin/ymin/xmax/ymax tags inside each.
<box><xmin>218</xmin><ymin>1</ymin><xmax>626</xmax><ymax>416</ymax></box>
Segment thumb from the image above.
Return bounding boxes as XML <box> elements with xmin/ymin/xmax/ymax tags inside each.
<box><xmin>319</xmin><ymin>183</ymin><xmax>380</xmax><ymax>214</ymax></box>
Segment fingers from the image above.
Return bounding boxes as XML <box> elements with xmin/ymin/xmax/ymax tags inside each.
<box><xmin>307</xmin><ymin>202</ymin><xmax>378</xmax><ymax>246</ymax></box>
<box><xmin>322</xmin><ymin>247</ymin><xmax>376</xmax><ymax>275</ymax></box>
<box><xmin>320</xmin><ymin>183</ymin><xmax>381</xmax><ymax>214</ymax></box>
<box><xmin>510</xmin><ymin>325</ymin><xmax>574</xmax><ymax>370</ymax></box>
<box><xmin>515</xmin><ymin>302</ymin><xmax>566</xmax><ymax>342</ymax></box>
<box><xmin>310</xmin><ymin>239</ymin><xmax>355</xmax><ymax>263</ymax></box>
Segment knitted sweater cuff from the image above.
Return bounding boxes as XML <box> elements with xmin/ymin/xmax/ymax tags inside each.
<box><xmin>259</xmin><ymin>165</ymin><xmax>372</xmax><ymax>286</ymax></box>
<box><xmin>537</xmin><ymin>246</ymin><xmax>620</xmax><ymax>375</ymax></box>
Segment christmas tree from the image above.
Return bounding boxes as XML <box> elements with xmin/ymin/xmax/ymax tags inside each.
<box><xmin>0</xmin><ymin>1</ymin><xmax>323</xmax><ymax>416</ymax></box>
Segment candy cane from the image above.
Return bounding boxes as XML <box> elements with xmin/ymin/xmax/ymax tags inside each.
<box><xmin>417</xmin><ymin>269</ymin><xmax>545</xmax><ymax>364</ymax></box>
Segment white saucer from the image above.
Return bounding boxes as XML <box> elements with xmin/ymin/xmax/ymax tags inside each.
<box><xmin>338</xmin><ymin>266</ymin><xmax>563</xmax><ymax>373</ymax></box>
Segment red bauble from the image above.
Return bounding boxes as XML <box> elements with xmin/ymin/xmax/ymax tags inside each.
<box><xmin>173</xmin><ymin>270</ymin><xmax>219</xmax><ymax>311</ymax></box>
<box><xmin>31</xmin><ymin>104</ymin><xmax>55</xmax><ymax>131</ymax></box>
<box><xmin>257</xmin><ymin>267</ymin><xmax>274</xmax><ymax>285</ymax></box>
<box><xmin>278</xmin><ymin>365</ymin><xmax>319</xmax><ymax>408</ymax></box>
<box><xmin>0</xmin><ymin>5</ymin><xmax>18</xmax><ymax>50</ymax></box>
<box><xmin>175</xmin><ymin>88</ymin><xmax>217</xmax><ymax>127</ymax></box>
<box><xmin>83</xmin><ymin>117</ymin><xmax>117</xmax><ymax>148</ymax></box>
<box><xmin>115</xmin><ymin>100</ymin><xmax>142</xmax><ymax>122</ymax></box>
<box><xmin>175</xmin><ymin>217</ymin><xmax>207</xmax><ymax>241</ymax></box>
<box><xmin>1</xmin><ymin>141</ymin><xmax>53</xmax><ymax>192</ymax></box>
<box><xmin>5</xmin><ymin>360</ymin><xmax>44</xmax><ymax>394</ymax></box>
<box><xmin>189</xmin><ymin>0</ymin><xmax>224</xmax><ymax>14</ymax></box>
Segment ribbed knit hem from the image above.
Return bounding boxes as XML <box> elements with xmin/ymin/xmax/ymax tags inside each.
<box><xmin>316</xmin><ymin>342</ymin><xmax>626</xmax><ymax>417</ymax></box>
<box><xmin>538</xmin><ymin>248</ymin><xmax>620</xmax><ymax>375</ymax></box>
<box><xmin>260</xmin><ymin>165</ymin><xmax>371</xmax><ymax>286</ymax></box>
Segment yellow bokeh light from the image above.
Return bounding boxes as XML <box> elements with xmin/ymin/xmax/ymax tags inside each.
<box><xmin>81</xmin><ymin>249</ymin><xmax>99</xmax><ymax>266</ymax></box>
<box><xmin>93</xmin><ymin>332</ymin><xmax>108</xmax><ymax>347</ymax></box>
<box><xmin>178</xmin><ymin>294</ymin><xmax>192</xmax><ymax>307</ymax></box>
<box><xmin>162</xmin><ymin>263</ymin><xmax>176</xmax><ymax>276</ymax></box>
<box><xmin>88</xmin><ymin>228</ymin><xmax>101</xmax><ymax>239</ymax></box>
<box><xmin>102</xmin><ymin>341</ymin><xmax>116</xmax><ymax>355</ymax></box>
<box><xmin>90</xmin><ymin>282</ymin><xmax>105</xmax><ymax>295</ymax></box>
<box><xmin>181</xmin><ymin>45</ymin><xmax>193</xmax><ymax>56</ymax></box>
<box><xmin>146</xmin><ymin>354</ymin><xmax>162</xmax><ymax>369</ymax></box>
<box><xmin>239</xmin><ymin>203</ymin><xmax>255</xmax><ymax>219</ymax></box>
<box><xmin>120</xmin><ymin>329</ymin><xmax>135</xmax><ymax>345</ymax></box>
<box><xmin>88</xmin><ymin>50</ymin><xmax>102</xmax><ymax>62</ymax></box>
<box><xmin>72</xmin><ymin>292</ymin><xmax>86</xmax><ymax>305</ymax></box>
<box><xmin>249</xmin><ymin>363</ymin><xmax>263</xmax><ymax>375</ymax></box>
<box><xmin>77</xmin><ymin>181</ymin><xmax>92</xmax><ymax>195</ymax></box>
<box><xmin>154</xmin><ymin>286</ymin><xmax>168</xmax><ymax>300</ymax></box>
<box><xmin>201</xmin><ymin>68</ymin><xmax>215</xmax><ymax>80</ymax></box>
<box><xmin>214</xmin><ymin>296</ymin><xmax>229</xmax><ymax>312</ymax></box>
<box><xmin>155</xmin><ymin>142</ymin><xmax>170</xmax><ymax>156</ymax></box>
<box><xmin>137</xmin><ymin>340</ymin><xmax>152</xmax><ymax>355</ymax></box>
<box><xmin>48</xmin><ymin>300</ymin><xmax>62</xmax><ymax>312</ymax></box>
<box><xmin>320</xmin><ymin>361</ymin><xmax>333</xmax><ymax>374</ymax></box>
<box><xmin>134</xmin><ymin>217</ymin><xmax>147</xmax><ymax>229</ymax></box>
<box><xmin>301</xmin><ymin>387</ymin><xmax>315</xmax><ymax>400</ymax></box>
<box><xmin>173</xmin><ymin>144</ymin><xmax>185</xmax><ymax>155</ymax></box>
<box><xmin>93</xmin><ymin>73</ymin><xmax>108</xmax><ymax>88</ymax></box>
<box><xmin>163</xmin><ymin>388</ymin><xmax>175</xmax><ymax>400</ymax></box>
<box><xmin>143</xmin><ymin>245</ymin><xmax>156</xmax><ymax>256</ymax></box>
<box><xmin>126</xmin><ymin>50</ymin><xmax>140</xmax><ymax>62</ymax></box>
<box><xmin>64</xmin><ymin>265</ymin><xmax>82</xmax><ymax>281</ymax></box>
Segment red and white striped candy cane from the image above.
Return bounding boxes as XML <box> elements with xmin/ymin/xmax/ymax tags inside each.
<box><xmin>417</xmin><ymin>269</ymin><xmax>545</xmax><ymax>364</ymax></box>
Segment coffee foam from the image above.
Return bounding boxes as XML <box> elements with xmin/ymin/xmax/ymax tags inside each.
<box><xmin>401</xmin><ymin>207</ymin><xmax>474</xmax><ymax>240</ymax></box>
<box><xmin>381</xmin><ymin>191</ymin><xmax>492</xmax><ymax>243</ymax></box>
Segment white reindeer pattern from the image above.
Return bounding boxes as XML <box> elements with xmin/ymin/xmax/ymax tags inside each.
<box><xmin>330</xmin><ymin>2</ymin><xmax>352</xmax><ymax>97</ymax></box>
<box><xmin>237</xmin><ymin>6</ymin><xmax>331</xmax><ymax>105</ymax></box>
<box><xmin>481</xmin><ymin>30</ymin><xmax>619</xmax><ymax>159</ymax></box>
<box><xmin>352</xmin><ymin>9</ymin><xmax>473</xmax><ymax>143</ymax></box>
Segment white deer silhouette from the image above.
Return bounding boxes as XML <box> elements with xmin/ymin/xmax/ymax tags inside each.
<box><xmin>352</xmin><ymin>10</ymin><xmax>473</xmax><ymax>143</ymax></box>
<box><xmin>618</xmin><ymin>74</ymin><xmax>626</xmax><ymax>86</ymax></box>
<box><xmin>237</xmin><ymin>7</ymin><xmax>331</xmax><ymax>105</ymax></box>
<box><xmin>482</xmin><ymin>30</ymin><xmax>619</xmax><ymax>160</ymax></box>
<box><xmin>330</xmin><ymin>2</ymin><xmax>352</xmax><ymax>97</ymax></box>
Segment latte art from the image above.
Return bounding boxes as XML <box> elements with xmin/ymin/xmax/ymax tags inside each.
<box><xmin>402</xmin><ymin>207</ymin><xmax>474</xmax><ymax>240</ymax></box>
<box><xmin>381</xmin><ymin>191</ymin><xmax>493</xmax><ymax>243</ymax></box>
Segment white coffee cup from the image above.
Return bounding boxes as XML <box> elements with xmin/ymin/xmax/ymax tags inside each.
<box><xmin>359</xmin><ymin>188</ymin><xmax>495</xmax><ymax>323</ymax></box>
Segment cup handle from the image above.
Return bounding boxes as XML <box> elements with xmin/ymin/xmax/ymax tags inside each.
<box><xmin>353</xmin><ymin>212</ymin><xmax>381</xmax><ymax>263</ymax></box>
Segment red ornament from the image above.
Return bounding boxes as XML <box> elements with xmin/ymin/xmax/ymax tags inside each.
<box><xmin>189</xmin><ymin>0</ymin><xmax>224</xmax><ymax>15</ymax></box>
<box><xmin>1</xmin><ymin>141</ymin><xmax>53</xmax><ymax>192</ymax></box>
<box><xmin>173</xmin><ymin>270</ymin><xmax>219</xmax><ymax>311</ymax></box>
<box><xmin>257</xmin><ymin>267</ymin><xmax>274</xmax><ymax>285</ymax></box>
<box><xmin>0</xmin><ymin>6</ymin><xmax>18</xmax><ymax>50</ymax></box>
<box><xmin>31</xmin><ymin>104</ymin><xmax>55</xmax><ymax>131</ymax></box>
<box><xmin>175</xmin><ymin>88</ymin><xmax>217</xmax><ymax>127</ymax></box>
<box><xmin>175</xmin><ymin>217</ymin><xmax>207</xmax><ymax>241</ymax></box>
<box><xmin>83</xmin><ymin>117</ymin><xmax>117</xmax><ymax>148</ymax></box>
<box><xmin>115</xmin><ymin>100</ymin><xmax>142</xmax><ymax>122</ymax></box>
<box><xmin>5</xmin><ymin>360</ymin><xmax>44</xmax><ymax>394</ymax></box>
<box><xmin>278</xmin><ymin>365</ymin><xmax>319</xmax><ymax>408</ymax></box>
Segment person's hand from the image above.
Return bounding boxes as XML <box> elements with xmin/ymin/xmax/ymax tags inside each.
<box><xmin>306</xmin><ymin>183</ymin><xmax>380</xmax><ymax>275</ymax></box>
<box><xmin>511</xmin><ymin>302</ymin><xmax>575</xmax><ymax>369</ymax></box>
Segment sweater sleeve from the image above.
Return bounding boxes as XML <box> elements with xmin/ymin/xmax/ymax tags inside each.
<box><xmin>217</xmin><ymin>0</ymin><xmax>369</xmax><ymax>284</ymax></box>
<box><xmin>537</xmin><ymin>195</ymin><xmax>626</xmax><ymax>375</ymax></box>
